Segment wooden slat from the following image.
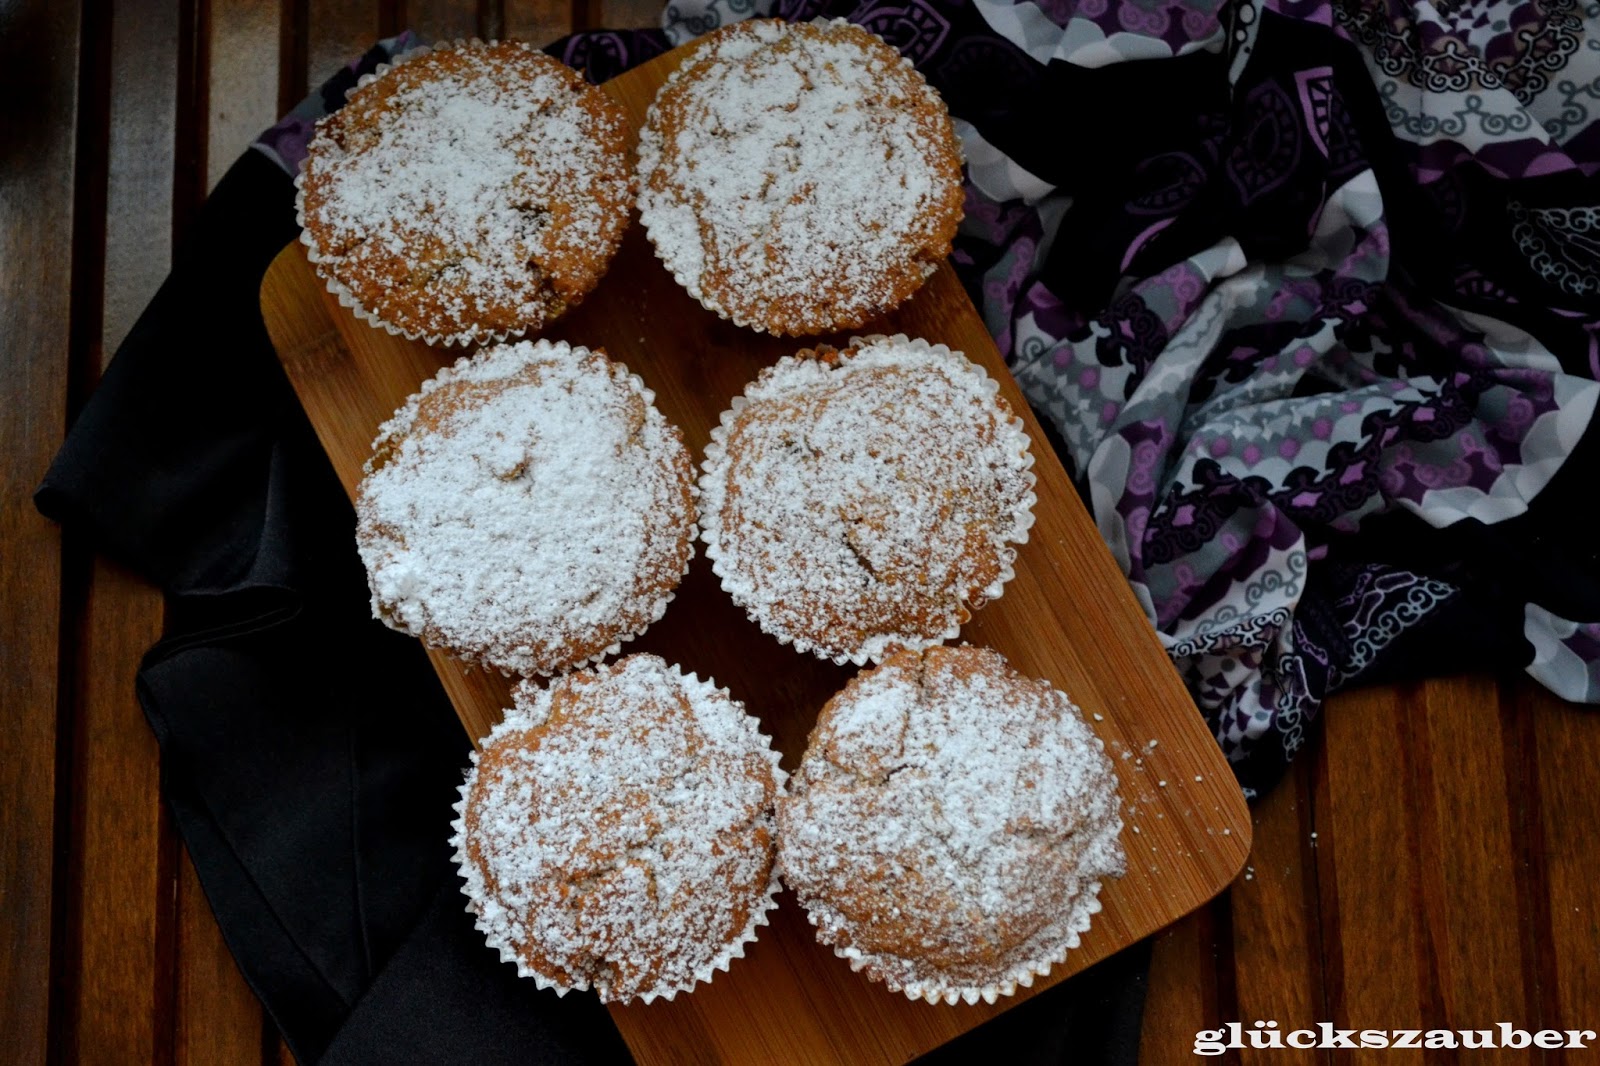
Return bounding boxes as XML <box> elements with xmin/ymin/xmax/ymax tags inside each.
<box><xmin>103</xmin><ymin>1</ymin><xmax>182</xmax><ymax>353</ymax></box>
<box><xmin>406</xmin><ymin>0</ymin><xmax>483</xmax><ymax>41</ymax></box>
<box><xmin>59</xmin><ymin>5</ymin><xmax>181</xmax><ymax>1064</ymax></box>
<box><xmin>598</xmin><ymin>0</ymin><xmax>659</xmax><ymax>29</ymax></box>
<box><xmin>207</xmin><ymin>0</ymin><xmax>282</xmax><ymax>192</ymax></box>
<box><xmin>279</xmin><ymin>0</ymin><xmax>309</xmax><ymax>112</ymax></box>
<box><xmin>307</xmin><ymin>1</ymin><xmax>381</xmax><ymax>101</ymax></box>
<box><xmin>1140</xmin><ymin>903</ymin><xmax>1224</xmax><ymax>1061</ymax></box>
<box><xmin>1415</xmin><ymin>676</ymin><xmax>1530</xmax><ymax>1030</ymax></box>
<box><xmin>1533</xmin><ymin>682</ymin><xmax>1600</xmax><ymax>1039</ymax></box>
<box><xmin>64</xmin><ymin>563</ymin><xmax>169</xmax><ymax>1066</ymax></box>
<box><xmin>1233</xmin><ymin>757</ymin><xmax>1327</xmax><ymax>1065</ymax></box>
<box><xmin>1499</xmin><ymin>675</ymin><xmax>1559</xmax><ymax>1039</ymax></box>
<box><xmin>0</xmin><ymin>0</ymin><xmax>79</xmax><ymax>1061</ymax></box>
<box><xmin>1317</xmin><ymin>684</ymin><xmax>1432</xmax><ymax>1033</ymax></box>
<box><xmin>503</xmin><ymin>0</ymin><xmax>576</xmax><ymax>46</ymax></box>
<box><xmin>174</xmin><ymin>853</ymin><xmax>265</xmax><ymax>1066</ymax></box>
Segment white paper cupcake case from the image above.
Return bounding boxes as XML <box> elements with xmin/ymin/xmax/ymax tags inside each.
<box><xmin>358</xmin><ymin>339</ymin><xmax>698</xmax><ymax>680</ymax></box>
<box><xmin>448</xmin><ymin>661</ymin><xmax>788</xmax><ymax>1005</ymax></box>
<box><xmin>635</xmin><ymin>19</ymin><xmax>965</xmax><ymax>336</ymax></box>
<box><xmin>294</xmin><ymin>39</ymin><xmax>616</xmax><ymax>349</ymax></box>
<box><xmin>796</xmin><ymin>875</ymin><xmax>1110</xmax><ymax>1006</ymax></box>
<box><xmin>698</xmin><ymin>334</ymin><xmax>1037</xmax><ymax>667</ymax></box>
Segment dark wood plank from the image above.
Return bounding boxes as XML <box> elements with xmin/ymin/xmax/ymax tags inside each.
<box><xmin>174</xmin><ymin>853</ymin><xmax>264</xmax><ymax>1066</ymax></box>
<box><xmin>0</xmin><ymin>0</ymin><xmax>80</xmax><ymax>1062</ymax></box>
<box><xmin>65</xmin><ymin>562</ymin><xmax>169</xmax><ymax>1066</ymax></box>
<box><xmin>208</xmin><ymin>0</ymin><xmax>282</xmax><ymax>192</ymax></box>
<box><xmin>503</xmin><ymin>0</ymin><xmax>575</xmax><ymax>46</ymax></box>
<box><xmin>598</xmin><ymin>0</ymin><xmax>658</xmax><ymax>29</ymax></box>
<box><xmin>1316</xmin><ymin>684</ymin><xmax>1431</xmax><ymax>1035</ymax></box>
<box><xmin>173</xmin><ymin>0</ymin><xmax>210</xmax><ymax>234</ymax></box>
<box><xmin>1532</xmin><ymin>682</ymin><xmax>1600</xmax><ymax>1040</ymax></box>
<box><xmin>1141</xmin><ymin>904</ymin><xmax>1224</xmax><ymax>1061</ymax></box>
<box><xmin>59</xmin><ymin>6</ymin><xmax>182</xmax><ymax>1064</ymax></box>
<box><xmin>307</xmin><ymin>1</ymin><xmax>381</xmax><ymax>103</ymax></box>
<box><xmin>1499</xmin><ymin>675</ymin><xmax>1561</xmax><ymax>1040</ymax></box>
<box><xmin>1233</xmin><ymin>757</ymin><xmax>1328</xmax><ymax>1065</ymax></box>
<box><xmin>103</xmin><ymin>1</ymin><xmax>182</xmax><ymax>353</ymax></box>
<box><xmin>406</xmin><ymin>0</ymin><xmax>482</xmax><ymax>41</ymax></box>
<box><xmin>279</xmin><ymin>0</ymin><xmax>309</xmax><ymax>113</ymax></box>
<box><xmin>1416</xmin><ymin>676</ymin><xmax>1530</xmax><ymax>1032</ymax></box>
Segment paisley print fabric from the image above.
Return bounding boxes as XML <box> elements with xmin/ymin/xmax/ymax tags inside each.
<box><xmin>257</xmin><ymin>1</ymin><xmax>1600</xmax><ymax>799</ymax></box>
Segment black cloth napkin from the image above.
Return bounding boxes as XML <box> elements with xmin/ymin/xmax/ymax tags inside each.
<box><xmin>36</xmin><ymin>60</ymin><xmax>1149</xmax><ymax>1066</ymax></box>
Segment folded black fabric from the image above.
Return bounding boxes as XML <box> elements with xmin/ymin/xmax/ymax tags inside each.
<box><xmin>37</xmin><ymin>41</ymin><xmax>1148</xmax><ymax>1066</ymax></box>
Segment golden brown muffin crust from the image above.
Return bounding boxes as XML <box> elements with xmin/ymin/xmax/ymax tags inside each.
<box><xmin>300</xmin><ymin>41</ymin><xmax>632</xmax><ymax>344</ymax></box>
<box><xmin>454</xmin><ymin>655</ymin><xmax>784</xmax><ymax>1002</ymax></box>
<box><xmin>699</xmin><ymin>336</ymin><xmax>1036</xmax><ymax>664</ymax></box>
<box><xmin>777</xmin><ymin>645</ymin><xmax>1126</xmax><ymax>1004</ymax></box>
<box><xmin>637</xmin><ymin>19</ymin><xmax>965</xmax><ymax>336</ymax></box>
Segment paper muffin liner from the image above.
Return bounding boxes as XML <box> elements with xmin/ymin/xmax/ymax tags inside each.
<box><xmin>448</xmin><ymin>660</ymin><xmax>788</xmax><ymax>1004</ymax></box>
<box><xmin>295</xmin><ymin>39</ymin><xmax>622</xmax><ymax>349</ymax></box>
<box><xmin>698</xmin><ymin>334</ymin><xmax>1037</xmax><ymax>667</ymax></box>
<box><xmin>358</xmin><ymin>340</ymin><xmax>698</xmax><ymax>680</ymax></box>
<box><xmin>635</xmin><ymin>18</ymin><xmax>965</xmax><ymax>337</ymax></box>
<box><xmin>794</xmin><ymin>872</ymin><xmax>1111</xmax><ymax>1006</ymax></box>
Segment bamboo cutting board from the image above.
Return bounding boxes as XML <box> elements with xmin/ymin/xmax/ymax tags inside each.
<box><xmin>260</xmin><ymin>39</ymin><xmax>1251</xmax><ymax>1065</ymax></box>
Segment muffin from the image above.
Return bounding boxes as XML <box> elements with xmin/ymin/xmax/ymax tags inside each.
<box><xmin>699</xmin><ymin>335</ymin><xmax>1036</xmax><ymax>665</ymax></box>
<box><xmin>636</xmin><ymin>19</ymin><xmax>965</xmax><ymax>335</ymax></box>
<box><xmin>297</xmin><ymin>40</ymin><xmax>632</xmax><ymax>345</ymax></box>
<box><xmin>356</xmin><ymin>339</ymin><xmax>695</xmax><ymax>677</ymax></box>
<box><xmin>451</xmin><ymin>654</ymin><xmax>785</xmax><ymax>1003</ymax></box>
<box><xmin>778</xmin><ymin>645</ymin><xmax>1126</xmax><ymax>1004</ymax></box>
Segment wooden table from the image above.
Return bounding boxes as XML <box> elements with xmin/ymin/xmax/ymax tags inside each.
<box><xmin>6</xmin><ymin>2</ymin><xmax>1599</xmax><ymax>1063</ymax></box>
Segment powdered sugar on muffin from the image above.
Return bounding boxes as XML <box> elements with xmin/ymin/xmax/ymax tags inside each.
<box><xmin>452</xmin><ymin>654</ymin><xmax>785</xmax><ymax>1003</ymax></box>
<box><xmin>299</xmin><ymin>41</ymin><xmax>632</xmax><ymax>344</ymax></box>
<box><xmin>778</xmin><ymin>645</ymin><xmax>1125</xmax><ymax>1004</ymax></box>
<box><xmin>356</xmin><ymin>339</ymin><xmax>695</xmax><ymax>676</ymax></box>
<box><xmin>700</xmin><ymin>335</ymin><xmax>1036</xmax><ymax>665</ymax></box>
<box><xmin>637</xmin><ymin>19</ymin><xmax>964</xmax><ymax>335</ymax></box>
